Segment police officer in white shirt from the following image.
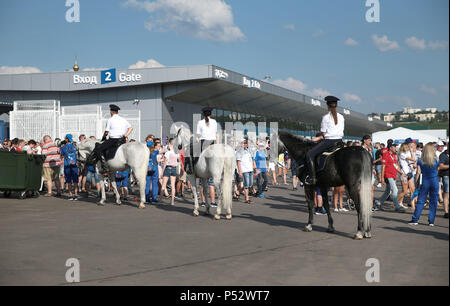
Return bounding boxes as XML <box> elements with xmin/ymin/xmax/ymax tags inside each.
<box><xmin>305</xmin><ymin>96</ymin><xmax>345</xmax><ymax>185</ymax></box>
<box><xmin>88</xmin><ymin>104</ymin><xmax>133</xmax><ymax>171</ymax></box>
<box><xmin>196</xmin><ymin>106</ymin><xmax>219</xmax><ymax>152</ymax></box>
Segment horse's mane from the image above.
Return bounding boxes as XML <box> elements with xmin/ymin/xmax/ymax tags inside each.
<box><xmin>278</xmin><ymin>132</ymin><xmax>315</xmax><ymax>162</ymax></box>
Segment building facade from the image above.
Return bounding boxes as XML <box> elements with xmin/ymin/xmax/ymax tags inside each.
<box><xmin>0</xmin><ymin>65</ymin><xmax>390</xmax><ymax>142</ymax></box>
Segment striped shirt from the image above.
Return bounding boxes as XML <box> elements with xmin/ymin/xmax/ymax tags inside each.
<box><xmin>42</xmin><ymin>142</ymin><xmax>61</xmax><ymax>168</ymax></box>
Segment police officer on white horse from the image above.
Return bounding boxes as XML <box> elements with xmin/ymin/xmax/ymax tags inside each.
<box><xmin>87</xmin><ymin>104</ymin><xmax>133</xmax><ymax>172</ymax></box>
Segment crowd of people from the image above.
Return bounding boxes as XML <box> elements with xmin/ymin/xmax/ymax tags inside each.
<box><xmin>1</xmin><ymin>132</ymin><xmax>449</xmax><ymax>225</ymax></box>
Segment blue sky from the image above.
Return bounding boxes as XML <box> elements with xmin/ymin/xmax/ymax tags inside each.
<box><xmin>0</xmin><ymin>0</ymin><xmax>448</xmax><ymax>114</ymax></box>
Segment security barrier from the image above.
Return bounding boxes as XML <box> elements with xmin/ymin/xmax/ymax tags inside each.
<box><xmin>10</xmin><ymin>100</ymin><xmax>141</xmax><ymax>141</ymax></box>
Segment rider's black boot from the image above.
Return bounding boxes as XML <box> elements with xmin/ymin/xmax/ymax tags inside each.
<box><xmin>305</xmin><ymin>157</ymin><xmax>317</xmax><ymax>185</ymax></box>
<box><xmin>99</xmin><ymin>155</ymin><xmax>109</xmax><ymax>174</ymax></box>
<box><xmin>86</xmin><ymin>151</ymin><xmax>98</xmax><ymax>166</ymax></box>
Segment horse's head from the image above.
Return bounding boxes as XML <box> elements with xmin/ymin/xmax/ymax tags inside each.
<box><xmin>277</xmin><ymin>132</ymin><xmax>313</xmax><ymax>162</ymax></box>
<box><xmin>174</xmin><ymin>125</ymin><xmax>192</xmax><ymax>150</ymax></box>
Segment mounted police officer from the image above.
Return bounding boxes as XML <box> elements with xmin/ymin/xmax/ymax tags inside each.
<box><xmin>87</xmin><ymin>104</ymin><xmax>133</xmax><ymax>172</ymax></box>
<box><xmin>305</xmin><ymin>96</ymin><xmax>345</xmax><ymax>185</ymax></box>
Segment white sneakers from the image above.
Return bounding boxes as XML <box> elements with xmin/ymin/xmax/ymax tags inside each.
<box><xmin>334</xmin><ymin>208</ymin><xmax>349</xmax><ymax>212</ymax></box>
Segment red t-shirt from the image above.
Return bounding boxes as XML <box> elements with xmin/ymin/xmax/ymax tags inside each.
<box><xmin>382</xmin><ymin>151</ymin><xmax>398</xmax><ymax>179</ymax></box>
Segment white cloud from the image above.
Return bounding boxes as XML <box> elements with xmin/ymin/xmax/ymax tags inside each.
<box><xmin>428</xmin><ymin>40</ymin><xmax>449</xmax><ymax>51</ymax></box>
<box><xmin>0</xmin><ymin>66</ymin><xmax>41</xmax><ymax>74</ymax></box>
<box><xmin>272</xmin><ymin>77</ymin><xmax>307</xmax><ymax>92</ymax></box>
<box><xmin>128</xmin><ymin>59</ymin><xmax>165</xmax><ymax>69</ymax></box>
<box><xmin>310</xmin><ymin>88</ymin><xmax>331</xmax><ymax>99</ymax></box>
<box><xmin>344</xmin><ymin>38</ymin><xmax>359</xmax><ymax>46</ymax></box>
<box><xmin>272</xmin><ymin>78</ymin><xmax>333</xmax><ymax>99</ymax></box>
<box><xmin>405</xmin><ymin>36</ymin><xmax>426</xmax><ymax>50</ymax></box>
<box><xmin>283</xmin><ymin>24</ymin><xmax>295</xmax><ymax>31</ymax></box>
<box><xmin>372</xmin><ymin>34</ymin><xmax>400</xmax><ymax>52</ymax></box>
<box><xmin>343</xmin><ymin>93</ymin><xmax>362</xmax><ymax>104</ymax></box>
<box><xmin>123</xmin><ymin>0</ymin><xmax>245</xmax><ymax>42</ymax></box>
<box><xmin>420</xmin><ymin>84</ymin><xmax>437</xmax><ymax>95</ymax></box>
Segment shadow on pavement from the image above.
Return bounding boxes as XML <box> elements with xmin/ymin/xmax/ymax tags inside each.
<box><xmin>382</xmin><ymin>226</ymin><xmax>449</xmax><ymax>241</ymax></box>
<box><xmin>234</xmin><ymin>213</ymin><xmax>354</xmax><ymax>239</ymax></box>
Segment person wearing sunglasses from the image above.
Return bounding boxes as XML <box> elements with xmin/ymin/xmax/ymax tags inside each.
<box><xmin>305</xmin><ymin>96</ymin><xmax>345</xmax><ymax>185</ymax></box>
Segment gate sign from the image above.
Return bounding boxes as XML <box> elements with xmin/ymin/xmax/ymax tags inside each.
<box><xmin>101</xmin><ymin>68</ymin><xmax>116</xmax><ymax>84</ymax></box>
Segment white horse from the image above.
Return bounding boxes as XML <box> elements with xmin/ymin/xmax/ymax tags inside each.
<box><xmin>77</xmin><ymin>139</ymin><xmax>149</xmax><ymax>209</ymax></box>
<box><xmin>174</xmin><ymin>126</ymin><xmax>236</xmax><ymax>220</ymax></box>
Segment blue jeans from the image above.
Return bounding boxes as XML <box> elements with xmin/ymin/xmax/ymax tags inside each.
<box><xmin>412</xmin><ymin>177</ymin><xmax>439</xmax><ymax>224</ymax></box>
<box><xmin>243</xmin><ymin>172</ymin><xmax>253</xmax><ymax>188</ymax></box>
<box><xmin>256</xmin><ymin>171</ymin><xmax>268</xmax><ymax>195</ymax></box>
<box><xmin>86</xmin><ymin>170</ymin><xmax>100</xmax><ymax>184</ymax></box>
<box><xmin>145</xmin><ymin>170</ymin><xmax>159</xmax><ymax>203</ymax></box>
<box><xmin>379</xmin><ymin>178</ymin><xmax>400</xmax><ymax>210</ymax></box>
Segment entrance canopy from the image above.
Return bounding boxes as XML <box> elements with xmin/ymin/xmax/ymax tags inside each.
<box><xmin>163</xmin><ymin>66</ymin><xmax>390</xmax><ymax>136</ymax></box>
<box><xmin>0</xmin><ymin>102</ymin><xmax>13</xmax><ymax>115</ymax></box>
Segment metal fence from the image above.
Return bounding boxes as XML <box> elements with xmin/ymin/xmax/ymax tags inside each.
<box><xmin>10</xmin><ymin>100</ymin><xmax>141</xmax><ymax>142</ymax></box>
<box><xmin>10</xmin><ymin>100</ymin><xmax>59</xmax><ymax>141</ymax></box>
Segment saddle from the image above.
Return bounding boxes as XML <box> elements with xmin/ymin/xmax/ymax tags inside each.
<box><xmin>95</xmin><ymin>137</ymin><xmax>127</xmax><ymax>161</ymax></box>
<box><xmin>297</xmin><ymin>141</ymin><xmax>345</xmax><ymax>183</ymax></box>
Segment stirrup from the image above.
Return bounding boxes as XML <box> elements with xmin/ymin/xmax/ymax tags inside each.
<box><xmin>304</xmin><ymin>175</ymin><xmax>317</xmax><ymax>186</ymax></box>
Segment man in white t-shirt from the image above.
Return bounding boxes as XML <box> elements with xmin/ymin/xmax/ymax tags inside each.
<box><xmin>236</xmin><ymin>140</ymin><xmax>256</xmax><ymax>204</ymax></box>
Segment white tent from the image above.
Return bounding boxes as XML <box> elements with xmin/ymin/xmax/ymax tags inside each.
<box><xmin>372</xmin><ymin>127</ymin><xmax>440</xmax><ymax>145</ymax></box>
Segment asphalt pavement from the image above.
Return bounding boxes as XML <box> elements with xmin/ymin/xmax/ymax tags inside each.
<box><xmin>0</xmin><ymin>181</ymin><xmax>448</xmax><ymax>286</ymax></box>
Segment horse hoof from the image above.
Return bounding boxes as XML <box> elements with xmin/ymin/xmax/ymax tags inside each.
<box><xmin>138</xmin><ymin>204</ymin><xmax>146</xmax><ymax>209</ymax></box>
<box><xmin>116</xmin><ymin>201</ymin><xmax>122</xmax><ymax>206</ymax></box>
<box><xmin>193</xmin><ymin>210</ymin><xmax>199</xmax><ymax>217</ymax></box>
<box><xmin>354</xmin><ymin>233</ymin><xmax>364</xmax><ymax>240</ymax></box>
<box><xmin>97</xmin><ymin>201</ymin><xmax>105</xmax><ymax>206</ymax></box>
<box><xmin>364</xmin><ymin>232</ymin><xmax>372</xmax><ymax>239</ymax></box>
<box><xmin>214</xmin><ymin>215</ymin><xmax>221</xmax><ymax>220</ymax></box>
<box><xmin>304</xmin><ymin>225</ymin><xmax>313</xmax><ymax>232</ymax></box>
<box><xmin>226</xmin><ymin>215</ymin><xmax>232</xmax><ymax>220</ymax></box>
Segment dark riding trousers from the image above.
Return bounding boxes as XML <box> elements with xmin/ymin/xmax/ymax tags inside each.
<box><xmin>200</xmin><ymin>139</ymin><xmax>215</xmax><ymax>152</ymax></box>
<box><xmin>94</xmin><ymin>137</ymin><xmax>122</xmax><ymax>157</ymax></box>
<box><xmin>306</xmin><ymin>139</ymin><xmax>342</xmax><ymax>161</ymax></box>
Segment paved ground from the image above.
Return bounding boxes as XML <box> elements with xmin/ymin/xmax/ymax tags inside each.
<box><xmin>0</xmin><ymin>182</ymin><xmax>448</xmax><ymax>286</ymax></box>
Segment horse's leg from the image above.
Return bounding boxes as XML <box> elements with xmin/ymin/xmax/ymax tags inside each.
<box><xmin>135</xmin><ymin>169</ymin><xmax>147</xmax><ymax>209</ymax></box>
<box><xmin>98</xmin><ymin>166</ymin><xmax>106</xmax><ymax>206</ymax></box>
<box><xmin>320</xmin><ymin>186</ymin><xmax>335</xmax><ymax>233</ymax></box>
<box><xmin>348</xmin><ymin>186</ymin><xmax>363</xmax><ymax>240</ymax></box>
<box><xmin>191</xmin><ymin>177</ymin><xmax>200</xmax><ymax>216</ymax></box>
<box><xmin>304</xmin><ymin>186</ymin><xmax>314</xmax><ymax>232</ymax></box>
<box><xmin>203</xmin><ymin>179</ymin><xmax>211</xmax><ymax>216</ymax></box>
<box><xmin>110</xmin><ymin>172</ymin><xmax>122</xmax><ymax>205</ymax></box>
<box><xmin>213</xmin><ymin>175</ymin><xmax>222</xmax><ymax>221</ymax></box>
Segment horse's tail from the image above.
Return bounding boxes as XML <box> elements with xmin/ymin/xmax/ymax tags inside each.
<box><xmin>221</xmin><ymin>149</ymin><xmax>235</xmax><ymax>213</ymax></box>
<box><xmin>360</xmin><ymin>150</ymin><xmax>373</xmax><ymax>233</ymax></box>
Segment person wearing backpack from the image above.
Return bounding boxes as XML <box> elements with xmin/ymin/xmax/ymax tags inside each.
<box><xmin>60</xmin><ymin>134</ymin><xmax>79</xmax><ymax>201</ymax></box>
<box><xmin>146</xmin><ymin>140</ymin><xmax>161</xmax><ymax>204</ymax></box>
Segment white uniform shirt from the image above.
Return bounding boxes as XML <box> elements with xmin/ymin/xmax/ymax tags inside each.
<box><xmin>196</xmin><ymin>118</ymin><xmax>217</xmax><ymax>141</ymax></box>
<box><xmin>320</xmin><ymin>112</ymin><xmax>345</xmax><ymax>140</ymax></box>
<box><xmin>105</xmin><ymin>114</ymin><xmax>131</xmax><ymax>139</ymax></box>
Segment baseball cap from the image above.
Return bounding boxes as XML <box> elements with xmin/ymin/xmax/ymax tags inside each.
<box><xmin>437</xmin><ymin>141</ymin><xmax>445</xmax><ymax>146</ymax></box>
<box><xmin>404</xmin><ymin>138</ymin><xmax>413</xmax><ymax>144</ymax></box>
<box><xmin>65</xmin><ymin>134</ymin><xmax>73</xmax><ymax>143</ymax></box>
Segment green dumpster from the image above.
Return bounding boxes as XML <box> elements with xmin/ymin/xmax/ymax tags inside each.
<box><xmin>0</xmin><ymin>151</ymin><xmax>45</xmax><ymax>198</ymax></box>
